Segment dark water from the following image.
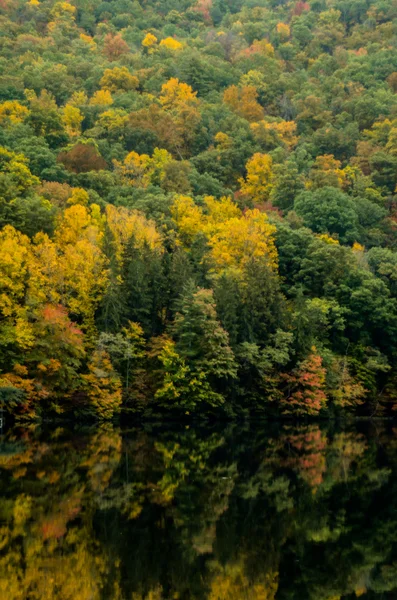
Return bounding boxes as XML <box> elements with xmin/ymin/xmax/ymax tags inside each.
<box><xmin>1</xmin><ymin>421</ymin><xmax>397</xmax><ymax>599</ymax></box>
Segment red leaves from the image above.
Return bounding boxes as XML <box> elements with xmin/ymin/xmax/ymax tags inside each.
<box><xmin>41</xmin><ymin>304</ymin><xmax>83</xmax><ymax>347</ymax></box>
<box><xmin>281</xmin><ymin>348</ymin><xmax>327</xmax><ymax>416</ymax></box>
<box><xmin>292</xmin><ymin>1</ymin><xmax>310</xmax><ymax>16</ymax></box>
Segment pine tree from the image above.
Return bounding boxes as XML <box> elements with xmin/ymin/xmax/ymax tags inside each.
<box><xmin>173</xmin><ymin>282</ymin><xmax>237</xmax><ymax>383</ymax></box>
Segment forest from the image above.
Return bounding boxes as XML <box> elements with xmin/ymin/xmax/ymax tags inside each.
<box><xmin>1</xmin><ymin>0</ymin><xmax>397</xmax><ymax>420</ymax></box>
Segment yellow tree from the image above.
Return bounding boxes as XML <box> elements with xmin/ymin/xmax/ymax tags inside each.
<box><xmin>171</xmin><ymin>195</ymin><xmax>206</xmax><ymax>245</ymax></box>
<box><xmin>105</xmin><ymin>204</ymin><xmax>163</xmax><ymax>264</ymax></box>
<box><xmin>0</xmin><ymin>226</ymin><xmax>35</xmax><ymax>350</ymax></box>
<box><xmin>240</xmin><ymin>153</ymin><xmax>274</xmax><ymax>202</ymax></box>
<box><xmin>61</xmin><ymin>104</ymin><xmax>83</xmax><ymax>137</ymax></box>
<box><xmin>55</xmin><ymin>205</ymin><xmax>107</xmax><ymax>336</ymax></box>
<box><xmin>0</xmin><ymin>101</ymin><xmax>29</xmax><ymax>127</ymax></box>
<box><xmin>207</xmin><ymin>209</ymin><xmax>278</xmax><ymax>275</ymax></box>
<box><xmin>100</xmin><ymin>67</ymin><xmax>139</xmax><ymax>93</ymax></box>
<box><xmin>89</xmin><ymin>90</ymin><xmax>113</xmax><ymax>107</ymax></box>
<box><xmin>159</xmin><ymin>37</ymin><xmax>183</xmax><ymax>51</ymax></box>
<box><xmin>142</xmin><ymin>32</ymin><xmax>158</xmax><ymax>51</ymax></box>
<box><xmin>160</xmin><ymin>78</ymin><xmax>199</xmax><ymax>111</ymax></box>
<box><xmin>114</xmin><ymin>148</ymin><xmax>173</xmax><ymax>187</ymax></box>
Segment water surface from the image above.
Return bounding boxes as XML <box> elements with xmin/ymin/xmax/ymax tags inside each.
<box><xmin>1</xmin><ymin>421</ymin><xmax>397</xmax><ymax>599</ymax></box>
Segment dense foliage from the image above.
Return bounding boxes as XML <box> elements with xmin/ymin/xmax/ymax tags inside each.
<box><xmin>1</xmin><ymin>422</ymin><xmax>397</xmax><ymax>598</ymax></box>
<box><xmin>1</xmin><ymin>0</ymin><xmax>397</xmax><ymax>419</ymax></box>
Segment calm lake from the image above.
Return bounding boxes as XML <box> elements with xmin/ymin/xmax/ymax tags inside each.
<box><xmin>1</xmin><ymin>421</ymin><xmax>397</xmax><ymax>599</ymax></box>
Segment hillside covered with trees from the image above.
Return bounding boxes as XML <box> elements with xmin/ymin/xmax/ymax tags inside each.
<box><xmin>1</xmin><ymin>0</ymin><xmax>397</xmax><ymax>420</ymax></box>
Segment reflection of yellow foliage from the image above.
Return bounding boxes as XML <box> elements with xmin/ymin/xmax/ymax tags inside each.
<box><xmin>209</xmin><ymin>562</ymin><xmax>278</xmax><ymax>600</ymax></box>
<box><xmin>132</xmin><ymin>587</ymin><xmax>163</xmax><ymax>600</ymax></box>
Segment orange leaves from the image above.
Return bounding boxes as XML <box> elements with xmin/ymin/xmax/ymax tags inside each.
<box><xmin>276</xmin><ymin>23</ymin><xmax>290</xmax><ymax>40</ymax></box>
<box><xmin>223</xmin><ymin>85</ymin><xmax>264</xmax><ymax>122</ymax></box>
<box><xmin>103</xmin><ymin>33</ymin><xmax>130</xmax><ymax>61</ymax></box>
<box><xmin>281</xmin><ymin>347</ymin><xmax>327</xmax><ymax>416</ymax></box>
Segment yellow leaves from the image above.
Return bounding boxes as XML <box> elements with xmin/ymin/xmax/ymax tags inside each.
<box><xmin>249</xmin><ymin>39</ymin><xmax>275</xmax><ymax>57</ymax></box>
<box><xmin>223</xmin><ymin>85</ymin><xmax>264</xmax><ymax>122</ymax></box>
<box><xmin>251</xmin><ymin>119</ymin><xmax>299</xmax><ymax>150</ymax></box>
<box><xmin>0</xmin><ymin>226</ymin><xmax>30</xmax><ymax>316</ymax></box>
<box><xmin>209</xmin><ymin>561</ymin><xmax>278</xmax><ymax>600</ymax></box>
<box><xmin>171</xmin><ymin>195</ymin><xmax>206</xmax><ymax>245</ymax></box>
<box><xmin>82</xmin><ymin>350</ymin><xmax>122</xmax><ymax>419</ymax></box>
<box><xmin>79</xmin><ymin>33</ymin><xmax>96</xmax><ymax>50</ymax></box>
<box><xmin>214</xmin><ymin>131</ymin><xmax>232</xmax><ymax>149</ymax></box>
<box><xmin>307</xmin><ymin>154</ymin><xmax>347</xmax><ymax>189</ymax></box>
<box><xmin>13</xmin><ymin>495</ymin><xmax>32</xmax><ymax>529</ymax></box>
<box><xmin>240</xmin><ymin>153</ymin><xmax>274</xmax><ymax>202</ymax></box>
<box><xmin>0</xmin><ymin>226</ymin><xmax>35</xmax><ymax>349</ymax></box>
<box><xmin>68</xmin><ymin>90</ymin><xmax>88</xmax><ymax>107</ymax></box>
<box><xmin>317</xmin><ymin>233</ymin><xmax>340</xmax><ymax>245</ymax></box>
<box><xmin>204</xmin><ymin>195</ymin><xmax>241</xmax><ymax>224</ymax></box>
<box><xmin>276</xmin><ymin>22</ymin><xmax>291</xmax><ymax>40</ymax></box>
<box><xmin>142</xmin><ymin>32</ymin><xmax>158</xmax><ymax>48</ymax></box>
<box><xmin>100</xmin><ymin>67</ymin><xmax>139</xmax><ymax>93</ymax></box>
<box><xmin>98</xmin><ymin>108</ymin><xmax>128</xmax><ymax>131</ymax></box>
<box><xmin>55</xmin><ymin>205</ymin><xmax>107</xmax><ymax>332</ymax></box>
<box><xmin>0</xmin><ymin>101</ymin><xmax>29</xmax><ymax>127</ymax></box>
<box><xmin>89</xmin><ymin>89</ymin><xmax>113</xmax><ymax>107</ymax></box>
<box><xmin>61</xmin><ymin>104</ymin><xmax>83</xmax><ymax>137</ymax></box>
<box><xmin>160</xmin><ymin>77</ymin><xmax>199</xmax><ymax>111</ymax></box>
<box><xmin>50</xmin><ymin>1</ymin><xmax>76</xmax><ymax>20</ymax></box>
<box><xmin>114</xmin><ymin>147</ymin><xmax>173</xmax><ymax>187</ymax></box>
<box><xmin>105</xmin><ymin>204</ymin><xmax>163</xmax><ymax>264</ymax></box>
<box><xmin>159</xmin><ymin>37</ymin><xmax>183</xmax><ymax>51</ymax></box>
<box><xmin>171</xmin><ymin>196</ymin><xmax>277</xmax><ymax>275</ymax></box>
<box><xmin>67</xmin><ymin>187</ymin><xmax>89</xmax><ymax>206</ymax></box>
<box><xmin>0</xmin><ymin>147</ymin><xmax>39</xmax><ymax>194</ymax></box>
<box><xmin>207</xmin><ymin>209</ymin><xmax>278</xmax><ymax>274</ymax></box>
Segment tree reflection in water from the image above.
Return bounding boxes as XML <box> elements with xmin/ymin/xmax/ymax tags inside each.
<box><xmin>1</xmin><ymin>422</ymin><xmax>397</xmax><ymax>599</ymax></box>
